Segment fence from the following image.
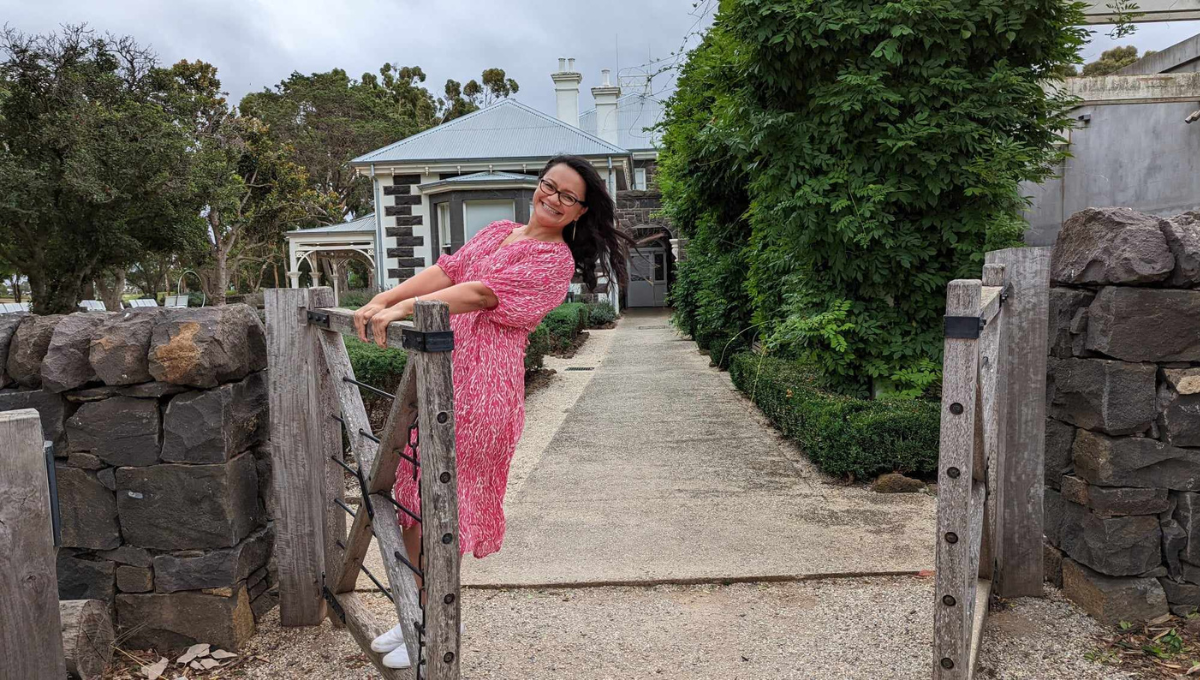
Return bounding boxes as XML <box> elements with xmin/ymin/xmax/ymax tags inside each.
<box><xmin>265</xmin><ymin>287</ymin><xmax>461</xmax><ymax>680</ymax></box>
<box><xmin>932</xmin><ymin>247</ymin><xmax>1051</xmax><ymax>679</ymax></box>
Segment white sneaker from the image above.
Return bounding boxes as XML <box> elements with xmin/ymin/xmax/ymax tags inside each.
<box><xmin>371</xmin><ymin>623</ymin><xmax>405</xmax><ymax>654</ymax></box>
<box><xmin>382</xmin><ymin>644</ymin><xmax>411</xmax><ymax>669</ymax></box>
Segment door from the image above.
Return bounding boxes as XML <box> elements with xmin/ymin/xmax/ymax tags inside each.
<box><xmin>626</xmin><ymin>246</ymin><xmax>668</xmax><ymax>307</ymax></box>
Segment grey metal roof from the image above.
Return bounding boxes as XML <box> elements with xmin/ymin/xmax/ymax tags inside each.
<box><xmin>350</xmin><ymin>100</ymin><xmax>628</xmax><ymax>165</ymax></box>
<box><xmin>419</xmin><ymin>171</ymin><xmax>539</xmax><ymax>191</ymax></box>
<box><xmin>288</xmin><ymin>213</ymin><xmax>375</xmax><ymax>235</ymax></box>
<box><xmin>580</xmin><ymin>91</ymin><xmax>663</xmax><ymax>151</ymax></box>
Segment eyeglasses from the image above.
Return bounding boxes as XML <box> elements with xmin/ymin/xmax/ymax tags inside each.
<box><xmin>538</xmin><ymin>178</ymin><xmax>585</xmax><ymax>207</ymax></box>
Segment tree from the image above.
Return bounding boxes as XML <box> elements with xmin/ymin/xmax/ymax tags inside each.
<box><xmin>440</xmin><ymin>68</ymin><xmax>520</xmax><ymax>122</ymax></box>
<box><xmin>1081</xmin><ymin>45</ymin><xmax>1149</xmax><ymax>76</ymax></box>
<box><xmin>242</xmin><ymin>65</ymin><xmax>439</xmax><ymax>220</ymax></box>
<box><xmin>0</xmin><ymin>26</ymin><xmax>208</xmax><ymax>314</ymax></box>
<box><xmin>659</xmin><ymin>0</ymin><xmax>1087</xmax><ymax>395</ymax></box>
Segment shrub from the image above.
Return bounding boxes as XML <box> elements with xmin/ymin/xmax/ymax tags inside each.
<box><xmin>729</xmin><ymin>353</ymin><xmax>940</xmax><ymax>480</ymax></box>
<box><xmin>525</xmin><ymin>324</ymin><xmax>550</xmax><ymax>374</ymax></box>
<box><xmin>659</xmin><ymin>1</ymin><xmax>1086</xmax><ymax>394</ymax></box>
<box><xmin>585</xmin><ymin>300</ymin><xmax>616</xmax><ymax>327</ymax></box>
<box><xmin>542</xmin><ymin>302</ymin><xmax>587</xmax><ymax>352</ymax></box>
<box><xmin>339</xmin><ymin>290</ymin><xmax>371</xmax><ymax>310</ymax></box>
<box><xmin>345</xmin><ymin>336</ymin><xmax>408</xmax><ymax>395</ymax></box>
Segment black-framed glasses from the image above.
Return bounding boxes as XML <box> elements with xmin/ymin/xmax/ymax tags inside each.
<box><xmin>538</xmin><ymin>178</ymin><xmax>585</xmax><ymax>207</ymax></box>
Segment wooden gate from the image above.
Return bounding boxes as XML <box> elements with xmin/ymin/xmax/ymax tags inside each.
<box><xmin>266</xmin><ymin>287</ymin><xmax>461</xmax><ymax>680</ymax></box>
<box><xmin>932</xmin><ymin>248</ymin><xmax>1051</xmax><ymax>679</ymax></box>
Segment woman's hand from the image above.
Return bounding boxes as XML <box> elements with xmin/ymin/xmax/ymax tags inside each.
<box><xmin>370</xmin><ymin>299</ymin><xmax>415</xmax><ymax>348</ymax></box>
<box><xmin>353</xmin><ymin>294</ymin><xmax>391</xmax><ymax>342</ymax></box>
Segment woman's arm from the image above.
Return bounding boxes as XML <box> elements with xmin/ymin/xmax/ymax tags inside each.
<box><xmin>366</xmin><ymin>281</ymin><xmax>500</xmax><ymax>347</ymax></box>
<box><xmin>353</xmin><ymin>265</ymin><xmax>455</xmax><ymax>342</ymax></box>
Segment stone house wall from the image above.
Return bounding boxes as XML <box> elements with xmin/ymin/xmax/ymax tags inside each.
<box><xmin>0</xmin><ymin>305</ymin><xmax>275</xmax><ymax>653</ymax></box>
<box><xmin>1043</xmin><ymin>207</ymin><xmax>1200</xmax><ymax>626</ymax></box>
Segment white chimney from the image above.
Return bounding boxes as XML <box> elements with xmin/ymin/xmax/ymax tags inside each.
<box><xmin>591</xmin><ymin>68</ymin><xmax>621</xmax><ymax>146</ymax></box>
<box><xmin>551</xmin><ymin>57</ymin><xmax>583</xmax><ymax>125</ymax></box>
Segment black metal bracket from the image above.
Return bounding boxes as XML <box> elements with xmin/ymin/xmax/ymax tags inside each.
<box><xmin>999</xmin><ymin>283</ymin><xmax>1013</xmax><ymax>308</ymax></box>
<box><xmin>402</xmin><ymin>328</ymin><xmax>454</xmax><ymax>353</ymax></box>
<box><xmin>307</xmin><ymin>310</ymin><xmax>331</xmax><ymax>329</ymax></box>
<box><xmin>944</xmin><ymin>315</ymin><xmax>985</xmax><ymax>339</ymax></box>
<box><xmin>323</xmin><ymin>585</ymin><xmax>346</xmax><ymax>623</ymax></box>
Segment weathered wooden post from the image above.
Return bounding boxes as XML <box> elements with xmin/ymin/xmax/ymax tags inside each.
<box><xmin>0</xmin><ymin>409</ymin><xmax>68</xmax><ymax>680</ymax></box>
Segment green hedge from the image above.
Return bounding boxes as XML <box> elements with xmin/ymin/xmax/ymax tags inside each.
<box><xmin>542</xmin><ymin>302</ymin><xmax>587</xmax><ymax>352</ymax></box>
<box><xmin>586</xmin><ymin>300</ymin><xmax>616</xmax><ymax>327</ymax></box>
<box><xmin>345</xmin><ymin>336</ymin><xmax>408</xmax><ymax>395</ymax></box>
<box><xmin>729</xmin><ymin>353</ymin><xmax>939</xmax><ymax>480</ymax></box>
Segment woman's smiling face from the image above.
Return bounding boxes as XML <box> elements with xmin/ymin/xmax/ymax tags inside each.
<box><xmin>533</xmin><ymin>163</ymin><xmax>589</xmax><ymax>228</ymax></box>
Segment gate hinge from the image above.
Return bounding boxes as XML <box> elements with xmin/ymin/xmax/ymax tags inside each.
<box><xmin>944</xmin><ymin>315</ymin><xmax>985</xmax><ymax>339</ymax></box>
<box><xmin>323</xmin><ymin>585</ymin><xmax>346</xmax><ymax>623</ymax></box>
<box><xmin>307</xmin><ymin>310</ymin><xmax>331</xmax><ymax>329</ymax></box>
<box><xmin>401</xmin><ymin>329</ymin><xmax>454</xmax><ymax>353</ymax></box>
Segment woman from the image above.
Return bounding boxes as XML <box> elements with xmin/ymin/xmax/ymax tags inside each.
<box><xmin>352</xmin><ymin>155</ymin><xmax>630</xmax><ymax>669</ymax></box>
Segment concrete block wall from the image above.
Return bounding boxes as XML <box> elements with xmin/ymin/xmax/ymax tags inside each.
<box><xmin>1043</xmin><ymin>207</ymin><xmax>1200</xmax><ymax>625</ymax></box>
<box><xmin>0</xmin><ymin>305</ymin><xmax>276</xmax><ymax>653</ymax></box>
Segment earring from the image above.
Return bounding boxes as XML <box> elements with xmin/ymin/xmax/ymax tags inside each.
<box><xmin>568</xmin><ymin>221</ymin><xmax>577</xmax><ymax>242</ymax></box>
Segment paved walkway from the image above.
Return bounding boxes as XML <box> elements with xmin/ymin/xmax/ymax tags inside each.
<box><xmin>462</xmin><ymin>308</ymin><xmax>936</xmax><ymax>587</ymax></box>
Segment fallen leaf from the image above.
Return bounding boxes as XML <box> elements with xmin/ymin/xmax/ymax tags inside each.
<box><xmin>200</xmin><ymin>658</ymin><xmax>219</xmax><ymax>669</ymax></box>
<box><xmin>189</xmin><ymin>661</ymin><xmax>203</xmax><ymax>670</ymax></box>
<box><xmin>1187</xmin><ymin>662</ymin><xmax>1200</xmax><ymax>675</ymax></box>
<box><xmin>1150</xmin><ymin>614</ymin><xmax>1173</xmax><ymax>626</ymax></box>
<box><xmin>210</xmin><ymin>649</ymin><xmax>237</xmax><ymax>659</ymax></box>
<box><xmin>141</xmin><ymin>658</ymin><xmax>168</xmax><ymax>680</ymax></box>
<box><xmin>177</xmin><ymin>643</ymin><xmax>210</xmax><ymax>665</ymax></box>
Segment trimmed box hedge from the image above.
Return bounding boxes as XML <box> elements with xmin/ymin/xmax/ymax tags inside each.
<box><xmin>729</xmin><ymin>353</ymin><xmax>940</xmax><ymax>480</ymax></box>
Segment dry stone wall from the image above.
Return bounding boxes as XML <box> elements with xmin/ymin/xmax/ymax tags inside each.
<box><xmin>1044</xmin><ymin>207</ymin><xmax>1200</xmax><ymax>626</ymax></box>
<box><xmin>0</xmin><ymin>305</ymin><xmax>275</xmax><ymax>653</ymax></box>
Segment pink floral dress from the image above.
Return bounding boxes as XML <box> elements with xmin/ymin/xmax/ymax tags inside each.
<box><xmin>393</xmin><ymin>220</ymin><xmax>575</xmax><ymax>558</ymax></box>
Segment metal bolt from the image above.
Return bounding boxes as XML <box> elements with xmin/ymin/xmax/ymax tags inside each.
<box><xmin>945</xmin><ymin>532</ymin><xmax>959</xmax><ymax>544</ymax></box>
<box><xmin>982</xmin><ymin>355</ymin><xmax>989</xmax><ymax>367</ymax></box>
<box><xmin>941</xmin><ymin>658</ymin><xmax>955</xmax><ymax>669</ymax></box>
<box><xmin>440</xmin><ymin>472</ymin><xmax>451</xmax><ymax>483</ymax></box>
<box><xmin>441</xmin><ymin>533</ymin><xmax>453</xmax><ymax>544</ymax></box>
<box><xmin>943</xmin><ymin>595</ymin><xmax>956</xmax><ymax>606</ymax></box>
<box><xmin>444</xmin><ymin>593</ymin><xmax>456</xmax><ymax>604</ymax></box>
<box><xmin>443</xmin><ymin>652</ymin><xmax>455</xmax><ymax>664</ymax></box>
<box><xmin>437</xmin><ymin>411</ymin><xmax>449</xmax><ymax>424</ymax></box>
<box><xmin>947</xmin><ymin>467</ymin><xmax>960</xmax><ymax>479</ymax></box>
<box><xmin>950</xmin><ymin>403</ymin><xmax>964</xmax><ymax>415</ymax></box>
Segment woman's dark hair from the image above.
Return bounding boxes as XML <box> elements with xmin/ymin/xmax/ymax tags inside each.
<box><xmin>538</xmin><ymin>155</ymin><xmax>634</xmax><ymax>291</ymax></box>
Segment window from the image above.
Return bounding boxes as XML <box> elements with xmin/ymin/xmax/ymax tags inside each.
<box><xmin>634</xmin><ymin>168</ymin><xmax>648</xmax><ymax>191</ymax></box>
<box><xmin>438</xmin><ymin>203</ymin><xmax>451</xmax><ymax>253</ymax></box>
<box><xmin>463</xmin><ymin>199</ymin><xmax>515</xmax><ymax>242</ymax></box>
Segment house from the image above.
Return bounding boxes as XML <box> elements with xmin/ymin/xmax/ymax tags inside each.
<box><xmin>286</xmin><ymin>58</ymin><xmax>678</xmax><ymax>310</ymax></box>
<box><xmin>1023</xmin><ymin>29</ymin><xmax>1200</xmax><ymax>245</ymax></box>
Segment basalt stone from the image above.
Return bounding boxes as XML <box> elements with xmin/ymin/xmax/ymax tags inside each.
<box><xmin>153</xmin><ymin>527</ymin><xmax>274</xmax><ymax>593</ymax></box>
<box><xmin>1062</xmin><ymin>558</ymin><xmax>1169</xmax><ymax>626</ymax></box>
<box><xmin>42</xmin><ymin>313</ymin><xmax>109</xmax><ymax>392</ymax></box>
<box><xmin>1058</xmin><ymin>475</ymin><xmax>1170</xmax><ymax>517</ymax></box>
<box><xmin>1048</xmin><ymin>288</ymin><xmax>1095</xmax><ymax>358</ymax></box>
<box><xmin>57</xmin><ymin>553</ymin><xmax>115</xmax><ymax>602</ymax></box>
<box><xmin>148</xmin><ymin>305</ymin><xmax>266</xmax><ymax>388</ymax></box>
<box><xmin>116</xmin><ymin>586</ymin><xmax>255</xmax><ymax>653</ymax></box>
<box><xmin>66</xmin><ymin>396</ymin><xmax>159</xmax><ymax>467</ymax></box>
<box><xmin>1060</xmin><ymin>507</ymin><xmax>1162</xmax><ymax>576</ymax></box>
<box><xmin>1086</xmin><ymin>287</ymin><xmax>1200</xmax><ymax>362</ymax></box>
<box><xmin>66</xmin><ymin>451</ymin><xmax>104</xmax><ymax>470</ymax></box>
<box><xmin>1160</xmin><ymin>578</ymin><xmax>1200</xmax><ymax>608</ymax></box>
<box><xmin>63</xmin><ymin>385</ymin><xmax>119</xmax><ymax>402</ymax></box>
<box><xmin>161</xmin><ymin>372</ymin><xmax>268</xmax><ymax>464</ymax></box>
<box><xmin>115</xmin><ymin>566</ymin><xmax>154</xmax><ymax>594</ymax></box>
<box><xmin>1048</xmin><ymin>358</ymin><xmax>1156</xmax><ymax>435</ymax></box>
<box><xmin>1164</xmin><ymin>520</ymin><xmax>1189</xmax><ymax>580</ymax></box>
<box><xmin>1045</xmin><ymin>418</ymin><xmax>1076</xmax><ymax>490</ymax></box>
<box><xmin>90</xmin><ymin>310</ymin><xmax>161</xmax><ymax>385</ymax></box>
<box><xmin>1044</xmin><ymin>488</ymin><xmax>1085</xmax><ymax>548</ymax></box>
<box><xmin>1163</xmin><ymin>211</ymin><xmax>1200</xmax><ymax>287</ymax></box>
<box><xmin>1183</xmin><ymin>561</ymin><xmax>1200</xmax><ymax>585</ymax></box>
<box><xmin>98</xmin><ymin>545</ymin><xmax>153</xmax><ymax>568</ymax></box>
<box><xmin>253</xmin><ymin>445</ymin><xmax>275</xmax><ymax>521</ymax></box>
<box><xmin>1051</xmin><ymin>207</ymin><xmax>1175</xmax><ymax>285</ymax></box>
<box><xmin>8</xmin><ymin>315</ymin><xmax>64</xmax><ymax>387</ymax></box>
<box><xmin>1175</xmin><ymin>493</ymin><xmax>1200</xmax><ymax>564</ymax></box>
<box><xmin>1074</xmin><ymin>430</ymin><xmax>1200</xmax><ymax>491</ymax></box>
<box><xmin>115</xmin><ymin>453</ymin><xmax>261</xmax><ymax>551</ymax></box>
<box><xmin>0</xmin><ymin>388</ymin><xmax>68</xmax><ymax>448</ymax></box>
<box><xmin>54</xmin><ymin>465</ymin><xmax>120</xmax><ymax>551</ymax></box>
<box><xmin>116</xmin><ymin>381</ymin><xmax>189</xmax><ymax>399</ymax></box>
<box><xmin>0</xmin><ymin>314</ymin><xmax>24</xmax><ymax>387</ymax></box>
<box><xmin>1158</xmin><ymin>368</ymin><xmax>1200</xmax><ymax>448</ymax></box>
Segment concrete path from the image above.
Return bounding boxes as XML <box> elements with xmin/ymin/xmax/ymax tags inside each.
<box><xmin>461</xmin><ymin>308</ymin><xmax>936</xmax><ymax>587</ymax></box>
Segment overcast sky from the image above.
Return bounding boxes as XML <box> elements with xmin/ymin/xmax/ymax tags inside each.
<box><xmin>3</xmin><ymin>2</ymin><xmax>1198</xmax><ymax>116</ymax></box>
